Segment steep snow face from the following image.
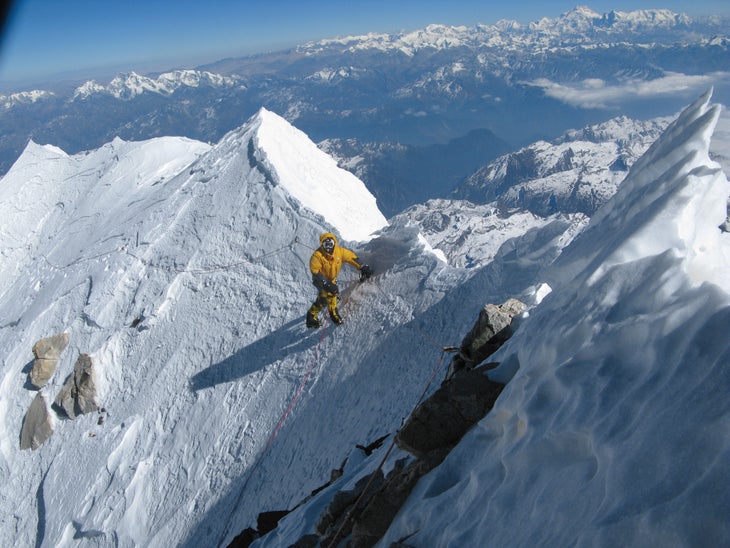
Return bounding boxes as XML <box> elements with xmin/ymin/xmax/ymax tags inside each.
<box><xmin>0</xmin><ymin>136</ymin><xmax>211</xmax><ymax>289</ymax></box>
<box><xmin>251</xmin><ymin>108</ymin><xmax>387</xmax><ymax>242</ymax></box>
<box><xmin>379</xmin><ymin>91</ymin><xmax>730</xmax><ymax>546</ymax></box>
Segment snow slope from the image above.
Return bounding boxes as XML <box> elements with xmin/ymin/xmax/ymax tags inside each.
<box><xmin>376</xmin><ymin>91</ymin><xmax>730</xmax><ymax>546</ymax></box>
<box><xmin>0</xmin><ymin>108</ymin><xmax>398</xmax><ymax>546</ymax></box>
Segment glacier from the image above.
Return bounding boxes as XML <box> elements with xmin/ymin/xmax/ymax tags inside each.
<box><xmin>0</xmin><ymin>89</ymin><xmax>728</xmax><ymax>548</ymax></box>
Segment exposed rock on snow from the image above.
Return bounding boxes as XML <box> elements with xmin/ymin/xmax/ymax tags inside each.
<box><xmin>53</xmin><ymin>354</ymin><xmax>98</xmax><ymax>419</ymax></box>
<box><xmin>20</xmin><ymin>393</ymin><xmax>54</xmax><ymax>450</ymax></box>
<box><xmin>29</xmin><ymin>333</ymin><xmax>69</xmax><ymax>388</ymax></box>
<box><xmin>396</xmin><ymin>365</ymin><xmax>505</xmax><ymax>459</ymax></box>
<box><xmin>349</xmin><ymin>452</ymin><xmax>448</xmax><ymax>548</ymax></box>
<box><xmin>282</xmin><ymin>294</ymin><xmax>518</xmax><ymax>547</ymax></box>
<box><xmin>3</xmin><ymin>81</ymin><xmax>729</xmax><ymax>548</ymax></box>
<box><xmin>379</xmin><ymin>89</ymin><xmax>730</xmax><ymax>548</ymax></box>
<box><xmin>292</xmin><ymin>358</ymin><xmax>505</xmax><ymax>547</ymax></box>
<box><xmin>445</xmin><ymin>297</ymin><xmax>526</xmax><ymax>379</ymax></box>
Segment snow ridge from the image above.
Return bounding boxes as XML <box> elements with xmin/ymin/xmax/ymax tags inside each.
<box><xmin>1</xmin><ymin>91</ymin><xmax>729</xmax><ymax>548</ymax></box>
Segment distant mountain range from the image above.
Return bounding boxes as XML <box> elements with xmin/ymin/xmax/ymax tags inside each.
<box><xmin>1</xmin><ymin>6</ymin><xmax>728</xmax><ymax>216</ymax></box>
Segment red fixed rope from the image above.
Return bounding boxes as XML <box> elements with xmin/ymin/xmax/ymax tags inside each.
<box><xmin>265</xmin><ymin>323</ymin><xmax>327</xmax><ymax>450</ymax></box>
<box><xmin>221</xmin><ymin>320</ymin><xmax>329</xmax><ymax>545</ymax></box>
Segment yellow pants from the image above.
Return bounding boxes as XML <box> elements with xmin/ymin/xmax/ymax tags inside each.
<box><xmin>308</xmin><ymin>290</ymin><xmax>338</xmax><ymax>318</ymax></box>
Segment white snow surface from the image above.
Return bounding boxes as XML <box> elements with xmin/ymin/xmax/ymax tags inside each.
<box><xmin>376</xmin><ymin>90</ymin><xmax>730</xmax><ymax>546</ymax></box>
<box><xmin>252</xmin><ymin>108</ymin><xmax>386</xmax><ymax>241</ymax></box>
<box><xmin>0</xmin><ymin>92</ymin><xmax>728</xmax><ymax>548</ymax></box>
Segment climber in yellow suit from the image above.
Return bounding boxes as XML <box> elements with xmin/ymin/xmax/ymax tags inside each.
<box><xmin>307</xmin><ymin>232</ymin><xmax>372</xmax><ymax>328</ymax></box>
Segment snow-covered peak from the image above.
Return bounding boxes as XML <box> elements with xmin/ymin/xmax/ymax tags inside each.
<box><xmin>299</xmin><ymin>7</ymin><xmax>704</xmax><ymax>56</ymax></box>
<box><xmin>0</xmin><ymin>99</ymin><xmax>429</xmax><ymax>548</ymax></box>
<box><xmin>2</xmin><ymin>88</ymin><xmax>730</xmax><ymax>548</ymax></box>
<box><xmin>1</xmin><ymin>89</ymin><xmax>55</xmax><ymax>108</ymax></box>
<box><xmin>248</xmin><ymin>107</ymin><xmax>387</xmax><ymax>242</ymax></box>
<box><xmin>531</xmin><ymin>5</ymin><xmax>602</xmax><ymax>33</ymax></box>
<box><xmin>454</xmin><ymin>114</ymin><xmax>671</xmax><ymax>216</ymax></box>
<box><xmin>71</xmin><ymin>80</ymin><xmax>107</xmax><ymax>99</ymax></box>
<box><xmin>599</xmin><ymin>7</ymin><xmax>691</xmax><ymax>29</ymax></box>
<box><xmin>72</xmin><ymin>69</ymin><xmax>241</xmax><ymax>100</ymax></box>
<box><xmin>558</xmin><ymin>88</ymin><xmax>730</xmax><ymax>291</ymax></box>
<box><xmin>376</xmin><ymin>89</ymin><xmax>730</xmax><ymax>548</ymax></box>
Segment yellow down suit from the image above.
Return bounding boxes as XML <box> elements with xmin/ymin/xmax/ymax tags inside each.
<box><xmin>307</xmin><ymin>232</ymin><xmax>363</xmax><ymax>325</ymax></box>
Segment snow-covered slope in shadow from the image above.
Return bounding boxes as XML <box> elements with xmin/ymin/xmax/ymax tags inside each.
<box><xmin>379</xmin><ymin>91</ymin><xmax>730</xmax><ymax>547</ymax></box>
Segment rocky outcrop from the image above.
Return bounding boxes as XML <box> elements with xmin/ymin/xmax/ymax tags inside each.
<box><xmin>396</xmin><ymin>365</ymin><xmax>504</xmax><ymax>459</ymax></box>
<box><xmin>317</xmin><ymin>471</ymin><xmax>386</xmax><ymax>545</ymax></box>
<box><xmin>20</xmin><ymin>392</ymin><xmax>54</xmax><ymax>450</ymax></box>
<box><xmin>350</xmin><ymin>450</ymin><xmax>449</xmax><ymax>547</ymax></box>
<box><xmin>445</xmin><ymin>298</ymin><xmax>525</xmax><ymax>380</ymax></box>
<box><xmin>54</xmin><ymin>354</ymin><xmax>98</xmax><ymax>418</ymax></box>
<box><xmin>29</xmin><ymin>333</ymin><xmax>69</xmax><ymax>388</ymax></box>
<box><xmin>308</xmin><ymin>363</ymin><xmax>505</xmax><ymax>547</ymax></box>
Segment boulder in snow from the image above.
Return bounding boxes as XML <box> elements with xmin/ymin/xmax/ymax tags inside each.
<box><xmin>316</xmin><ymin>470</ymin><xmax>385</xmax><ymax>544</ymax></box>
<box><xmin>54</xmin><ymin>354</ymin><xmax>98</xmax><ymax>419</ymax></box>
<box><xmin>30</xmin><ymin>332</ymin><xmax>69</xmax><ymax>388</ymax></box>
<box><xmin>445</xmin><ymin>297</ymin><xmax>526</xmax><ymax>379</ymax></box>
<box><xmin>20</xmin><ymin>392</ymin><xmax>54</xmax><ymax>450</ymax></box>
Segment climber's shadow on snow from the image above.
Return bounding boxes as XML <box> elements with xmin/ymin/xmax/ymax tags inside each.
<box><xmin>189</xmin><ymin>316</ymin><xmax>318</xmax><ymax>391</ymax></box>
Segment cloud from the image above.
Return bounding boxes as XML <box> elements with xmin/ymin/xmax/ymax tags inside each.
<box><xmin>527</xmin><ymin>72</ymin><xmax>730</xmax><ymax>109</ymax></box>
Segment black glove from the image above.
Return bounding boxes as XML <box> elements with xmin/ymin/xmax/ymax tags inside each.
<box><xmin>323</xmin><ymin>280</ymin><xmax>339</xmax><ymax>295</ymax></box>
<box><xmin>360</xmin><ymin>264</ymin><xmax>373</xmax><ymax>281</ymax></box>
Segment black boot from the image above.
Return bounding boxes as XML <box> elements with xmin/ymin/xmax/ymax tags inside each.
<box><xmin>306</xmin><ymin>310</ymin><xmax>321</xmax><ymax>328</ymax></box>
<box><xmin>329</xmin><ymin>309</ymin><xmax>343</xmax><ymax>325</ymax></box>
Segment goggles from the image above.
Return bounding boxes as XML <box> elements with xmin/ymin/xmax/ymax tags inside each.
<box><xmin>322</xmin><ymin>238</ymin><xmax>335</xmax><ymax>253</ymax></box>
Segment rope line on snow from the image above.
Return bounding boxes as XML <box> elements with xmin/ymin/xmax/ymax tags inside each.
<box><xmin>265</xmin><ymin>323</ymin><xmax>327</xmax><ymax>452</ymax></box>
<box><xmin>218</xmin><ymin>317</ymin><xmax>330</xmax><ymax>547</ymax></box>
<box><xmin>218</xmin><ymin>283</ymin><xmax>359</xmax><ymax>545</ymax></box>
<box><xmin>39</xmin><ymin>231</ymin><xmax>458</xmax><ymax>545</ymax></box>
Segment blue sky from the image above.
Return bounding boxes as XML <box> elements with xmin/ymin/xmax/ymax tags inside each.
<box><xmin>1</xmin><ymin>0</ymin><xmax>728</xmax><ymax>88</ymax></box>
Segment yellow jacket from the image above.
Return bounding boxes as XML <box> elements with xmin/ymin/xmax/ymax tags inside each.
<box><xmin>309</xmin><ymin>232</ymin><xmax>361</xmax><ymax>283</ymax></box>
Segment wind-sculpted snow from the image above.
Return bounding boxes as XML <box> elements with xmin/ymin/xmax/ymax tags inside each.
<box><xmin>251</xmin><ymin>108</ymin><xmax>386</xmax><ymax>241</ymax></box>
<box><xmin>379</xmin><ymin>91</ymin><xmax>730</xmax><ymax>546</ymax></box>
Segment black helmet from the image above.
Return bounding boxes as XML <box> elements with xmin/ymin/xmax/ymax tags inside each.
<box><xmin>322</xmin><ymin>237</ymin><xmax>335</xmax><ymax>254</ymax></box>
